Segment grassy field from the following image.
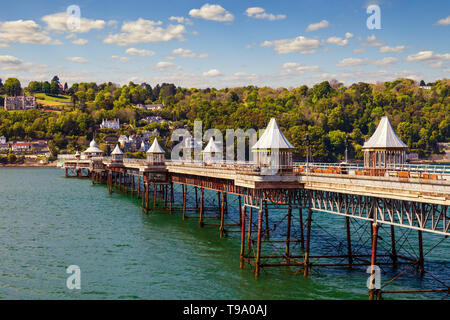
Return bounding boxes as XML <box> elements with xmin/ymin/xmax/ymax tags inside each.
<box><xmin>34</xmin><ymin>93</ymin><xmax>72</xmax><ymax>108</ymax></box>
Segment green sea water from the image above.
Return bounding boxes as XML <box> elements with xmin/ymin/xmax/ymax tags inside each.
<box><xmin>0</xmin><ymin>167</ymin><xmax>448</xmax><ymax>299</ymax></box>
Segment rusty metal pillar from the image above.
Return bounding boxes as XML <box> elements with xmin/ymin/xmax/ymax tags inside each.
<box><xmin>390</xmin><ymin>225</ymin><xmax>398</xmax><ymax>266</ymax></box>
<box><xmin>182</xmin><ymin>184</ymin><xmax>187</xmax><ymax>220</ymax></box>
<box><xmin>108</xmin><ymin>171</ymin><xmax>113</xmax><ymax>194</ymax></box>
<box><xmin>169</xmin><ymin>182</ymin><xmax>174</xmax><ymax>215</ymax></box>
<box><xmin>246</xmin><ymin>207</ymin><xmax>253</xmax><ymax>260</ymax></box>
<box><xmin>238</xmin><ymin>196</ymin><xmax>242</xmax><ymax>226</ymax></box>
<box><xmin>299</xmin><ymin>206</ymin><xmax>304</xmax><ymax>251</ymax></box>
<box><xmin>240</xmin><ymin>204</ymin><xmax>247</xmax><ymax>269</ymax></box>
<box><xmin>418</xmin><ymin>230</ymin><xmax>425</xmax><ymax>275</ymax></box>
<box><xmin>368</xmin><ymin>223</ymin><xmax>379</xmax><ymax>300</ymax></box>
<box><xmin>219</xmin><ymin>192</ymin><xmax>225</xmax><ymax>238</ymax></box>
<box><xmin>255</xmin><ymin>207</ymin><xmax>263</xmax><ymax>278</ymax></box>
<box><xmin>285</xmin><ymin>203</ymin><xmax>292</xmax><ymax>264</ymax></box>
<box><xmin>346</xmin><ymin>216</ymin><xmax>353</xmax><ymax>266</ymax></box>
<box><xmin>303</xmin><ymin>207</ymin><xmax>313</xmax><ymax>277</ymax></box>
<box><xmin>264</xmin><ymin>201</ymin><xmax>270</xmax><ymax>240</ymax></box>
<box><xmin>199</xmin><ymin>187</ymin><xmax>204</xmax><ymax>227</ymax></box>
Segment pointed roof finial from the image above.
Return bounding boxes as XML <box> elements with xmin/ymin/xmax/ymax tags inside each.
<box><xmin>111</xmin><ymin>144</ymin><xmax>123</xmax><ymax>155</ymax></box>
<box><xmin>203</xmin><ymin>137</ymin><xmax>221</xmax><ymax>153</ymax></box>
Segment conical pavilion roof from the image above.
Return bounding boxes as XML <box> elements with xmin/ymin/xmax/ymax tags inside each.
<box><xmin>362</xmin><ymin>116</ymin><xmax>408</xmax><ymax>149</ymax></box>
<box><xmin>203</xmin><ymin>137</ymin><xmax>221</xmax><ymax>153</ymax></box>
<box><xmin>84</xmin><ymin>139</ymin><xmax>103</xmax><ymax>153</ymax></box>
<box><xmin>252</xmin><ymin>118</ymin><xmax>294</xmax><ymax>150</ymax></box>
<box><xmin>147</xmin><ymin>138</ymin><xmax>165</xmax><ymax>154</ymax></box>
<box><xmin>111</xmin><ymin>144</ymin><xmax>123</xmax><ymax>155</ymax></box>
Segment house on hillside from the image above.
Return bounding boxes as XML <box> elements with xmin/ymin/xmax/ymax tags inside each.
<box><xmin>4</xmin><ymin>96</ymin><xmax>37</xmax><ymax>110</ymax></box>
<box><xmin>100</xmin><ymin>119</ymin><xmax>120</xmax><ymax>130</ymax></box>
<box><xmin>12</xmin><ymin>142</ymin><xmax>32</xmax><ymax>153</ymax></box>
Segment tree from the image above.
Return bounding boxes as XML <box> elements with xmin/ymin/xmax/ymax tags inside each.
<box><xmin>4</xmin><ymin>78</ymin><xmax>22</xmax><ymax>96</ymax></box>
<box><xmin>419</xmin><ymin>80</ymin><xmax>426</xmax><ymax>87</ymax></box>
<box><xmin>50</xmin><ymin>81</ymin><xmax>59</xmax><ymax>95</ymax></box>
<box><xmin>42</xmin><ymin>81</ymin><xmax>51</xmax><ymax>94</ymax></box>
<box><xmin>51</xmin><ymin>76</ymin><xmax>60</xmax><ymax>84</ymax></box>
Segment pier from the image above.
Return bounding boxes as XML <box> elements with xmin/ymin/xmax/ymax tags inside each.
<box><xmin>58</xmin><ymin>117</ymin><xmax>450</xmax><ymax>300</ymax></box>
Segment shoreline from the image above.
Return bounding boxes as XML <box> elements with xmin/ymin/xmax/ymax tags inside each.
<box><xmin>0</xmin><ymin>162</ymin><xmax>57</xmax><ymax>168</ymax></box>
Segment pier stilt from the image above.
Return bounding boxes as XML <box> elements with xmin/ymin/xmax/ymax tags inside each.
<box><xmin>304</xmin><ymin>207</ymin><xmax>313</xmax><ymax>277</ymax></box>
<box><xmin>368</xmin><ymin>223</ymin><xmax>379</xmax><ymax>300</ymax></box>
<box><xmin>240</xmin><ymin>205</ymin><xmax>247</xmax><ymax>269</ymax></box>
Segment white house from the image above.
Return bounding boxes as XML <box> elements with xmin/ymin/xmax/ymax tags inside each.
<box><xmin>100</xmin><ymin>119</ymin><xmax>120</xmax><ymax>130</ymax></box>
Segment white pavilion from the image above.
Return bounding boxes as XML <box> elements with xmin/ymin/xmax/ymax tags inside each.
<box><xmin>362</xmin><ymin>116</ymin><xmax>408</xmax><ymax>172</ymax></box>
<box><xmin>252</xmin><ymin>118</ymin><xmax>295</xmax><ymax>172</ymax></box>
<box><xmin>147</xmin><ymin>138</ymin><xmax>166</xmax><ymax>165</ymax></box>
<box><xmin>111</xmin><ymin>144</ymin><xmax>124</xmax><ymax>163</ymax></box>
<box><xmin>82</xmin><ymin>139</ymin><xmax>103</xmax><ymax>158</ymax></box>
<box><xmin>202</xmin><ymin>137</ymin><xmax>222</xmax><ymax>164</ymax></box>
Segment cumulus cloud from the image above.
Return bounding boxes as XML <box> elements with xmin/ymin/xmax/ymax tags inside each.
<box><xmin>42</xmin><ymin>12</ymin><xmax>106</xmax><ymax>33</ymax></box>
<box><xmin>189</xmin><ymin>4</ymin><xmax>234</xmax><ymax>22</ymax></box>
<box><xmin>104</xmin><ymin>18</ymin><xmax>187</xmax><ymax>46</ymax></box>
<box><xmin>406</xmin><ymin>51</ymin><xmax>450</xmax><ymax>62</ymax></box>
<box><xmin>154</xmin><ymin>61</ymin><xmax>181</xmax><ymax>70</ymax></box>
<box><xmin>0</xmin><ymin>20</ymin><xmax>53</xmax><ymax>44</ymax></box>
<box><xmin>169</xmin><ymin>16</ymin><xmax>193</xmax><ymax>25</ymax></box>
<box><xmin>245</xmin><ymin>7</ymin><xmax>286</xmax><ymax>21</ymax></box>
<box><xmin>65</xmin><ymin>57</ymin><xmax>88</xmax><ymax>63</ymax></box>
<box><xmin>306</xmin><ymin>19</ymin><xmax>330</xmax><ymax>32</ymax></box>
<box><xmin>362</xmin><ymin>35</ymin><xmax>384</xmax><ymax>47</ymax></box>
<box><xmin>345</xmin><ymin>32</ymin><xmax>354</xmax><ymax>39</ymax></box>
<box><xmin>435</xmin><ymin>15</ymin><xmax>450</xmax><ymax>26</ymax></box>
<box><xmin>353</xmin><ymin>48</ymin><xmax>366</xmax><ymax>54</ymax></box>
<box><xmin>379</xmin><ymin>45</ymin><xmax>405</xmax><ymax>53</ymax></box>
<box><xmin>337</xmin><ymin>57</ymin><xmax>368</xmax><ymax>67</ymax></box>
<box><xmin>280</xmin><ymin>62</ymin><xmax>320</xmax><ymax>75</ymax></box>
<box><xmin>202</xmin><ymin>69</ymin><xmax>222</xmax><ymax>77</ymax></box>
<box><xmin>72</xmin><ymin>38</ymin><xmax>88</xmax><ymax>45</ymax></box>
<box><xmin>0</xmin><ymin>43</ymin><xmax>10</xmax><ymax>48</ymax></box>
<box><xmin>326</xmin><ymin>36</ymin><xmax>348</xmax><ymax>46</ymax></box>
<box><xmin>125</xmin><ymin>48</ymin><xmax>155</xmax><ymax>56</ymax></box>
<box><xmin>0</xmin><ymin>55</ymin><xmax>33</xmax><ymax>71</ymax></box>
<box><xmin>112</xmin><ymin>56</ymin><xmax>130</xmax><ymax>62</ymax></box>
<box><xmin>172</xmin><ymin>48</ymin><xmax>209</xmax><ymax>58</ymax></box>
<box><xmin>373</xmin><ymin>57</ymin><xmax>398</xmax><ymax>66</ymax></box>
<box><xmin>261</xmin><ymin>36</ymin><xmax>321</xmax><ymax>54</ymax></box>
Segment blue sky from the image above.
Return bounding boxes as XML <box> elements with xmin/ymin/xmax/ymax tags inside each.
<box><xmin>0</xmin><ymin>0</ymin><xmax>448</xmax><ymax>88</ymax></box>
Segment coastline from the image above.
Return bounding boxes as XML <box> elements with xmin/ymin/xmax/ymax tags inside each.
<box><xmin>0</xmin><ymin>162</ymin><xmax>57</xmax><ymax>168</ymax></box>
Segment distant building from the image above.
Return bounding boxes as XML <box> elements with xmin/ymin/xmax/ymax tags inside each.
<box><xmin>0</xmin><ymin>136</ymin><xmax>6</xmax><ymax>144</ymax></box>
<box><xmin>0</xmin><ymin>143</ymin><xmax>9</xmax><ymax>152</ymax></box>
<box><xmin>419</xmin><ymin>85</ymin><xmax>432</xmax><ymax>90</ymax></box>
<box><xmin>406</xmin><ymin>153</ymin><xmax>419</xmax><ymax>161</ymax></box>
<box><xmin>31</xmin><ymin>140</ymin><xmax>50</xmax><ymax>155</ymax></box>
<box><xmin>4</xmin><ymin>96</ymin><xmax>37</xmax><ymax>111</ymax></box>
<box><xmin>100</xmin><ymin>119</ymin><xmax>120</xmax><ymax>130</ymax></box>
<box><xmin>12</xmin><ymin>142</ymin><xmax>32</xmax><ymax>153</ymax></box>
<box><xmin>136</xmin><ymin>104</ymin><xmax>164</xmax><ymax>110</ymax></box>
<box><xmin>141</xmin><ymin>116</ymin><xmax>164</xmax><ymax>124</ymax></box>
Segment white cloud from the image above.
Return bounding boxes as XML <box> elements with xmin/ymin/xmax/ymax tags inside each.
<box><xmin>373</xmin><ymin>57</ymin><xmax>398</xmax><ymax>66</ymax></box>
<box><xmin>0</xmin><ymin>20</ymin><xmax>53</xmax><ymax>44</ymax></box>
<box><xmin>345</xmin><ymin>32</ymin><xmax>354</xmax><ymax>39</ymax></box>
<box><xmin>72</xmin><ymin>38</ymin><xmax>88</xmax><ymax>45</ymax></box>
<box><xmin>245</xmin><ymin>7</ymin><xmax>286</xmax><ymax>21</ymax></box>
<box><xmin>112</xmin><ymin>56</ymin><xmax>130</xmax><ymax>62</ymax></box>
<box><xmin>169</xmin><ymin>16</ymin><xmax>193</xmax><ymax>25</ymax></box>
<box><xmin>326</xmin><ymin>36</ymin><xmax>348</xmax><ymax>46</ymax></box>
<box><xmin>0</xmin><ymin>43</ymin><xmax>10</xmax><ymax>48</ymax></box>
<box><xmin>337</xmin><ymin>57</ymin><xmax>368</xmax><ymax>67</ymax></box>
<box><xmin>189</xmin><ymin>4</ymin><xmax>234</xmax><ymax>22</ymax></box>
<box><xmin>0</xmin><ymin>55</ymin><xmax>33</xmax><ymax>72</ymax></box>
<box><xmin>406</xmin><ymin>51</ymin><xmax>450</xmax><ymax>62</ymax></box>
<box><xmin>164</xmin><ymin>55</ymin><xmax>176</xmax><ymax>60</ymax></box>
<box><xmin>379</xmin><ymin>45</ymin><xmax>405</xmax><ymax>53</ymax></box>
<box><xmin>65</xmin><ymin>57</ymin><xmax>88</xmax><ymax>63</ymax></box>
<box><xmin>261</xmin><ymin>36</ymin><xmax>321</xmax><ymax>54</ymax></box>
<box><xmin>280</xmin><ymin>62</ymin><xmax>320</xmax><ymax>75</ymax></box>
<box><xmin>42</xmin><ymin>12</ymin><xmax>106</xmax><ymax>33</ymax></box>
<box><xmin>353</xmin><ymin>48</ymin><xmax>366</xmax><ymax>54</ymax></box>
<box><xmin>154</xmin><ymin>61</ymin><xmax>181</xmax><ymax>70</ymax></box>
<box><xmin>306</xmin><ymin>19</ymin><xmax>330</xmax><ymax>32</ymax></box>
<box><xmin>202</xmin><ymin>69</ymin><xmax>222</xmax><ymax>77</ymax></box>
<box><xmin>104</xmin><ymin>18</ymin><xmax>187</xmax><ymax>46</ymax></box>
<box><xmin>172</xmin><ymin>48</ymin><xmax>209</xmax><ymax>58</ymax></box>
<box><xmin>362</xmin><ymin>35</ymin><xmax>384</xmax><ymax>47</ymax></box>
<box><xmin>125</xmin><ymin>48</ymin><xmax>155</xmax><ymax>56</ymax></box>
<box><xmin>435</xmin><ymin>15</ymin><xmax>450</xmax><ymax>26</ymax></box>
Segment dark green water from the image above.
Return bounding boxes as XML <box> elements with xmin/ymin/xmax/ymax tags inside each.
<box><xmin>0</xmin><ymin>168</ymin><xmax>448</xmax><ymax>299</ymax></box>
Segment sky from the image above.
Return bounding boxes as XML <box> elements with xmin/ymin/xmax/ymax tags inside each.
<box><xmin>0</xmin><ymin>0</ymin><xmax>449</xmax><ymax>88</ymax></box>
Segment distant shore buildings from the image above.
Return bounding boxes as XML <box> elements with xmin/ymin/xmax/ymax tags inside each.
<box><xmin>135</xmin><ymin>103</ymin><xmax>164</xmax><ymax>111</ymax></box>
<box><xmin>4</xmin><ymin>96</ymin><xmax>37</xmax><ymax>111</ymax></box>
<box><xmin>100</xmin><ymin>119</ymin><xmax>120</xmax><ymax>130</ymax></box>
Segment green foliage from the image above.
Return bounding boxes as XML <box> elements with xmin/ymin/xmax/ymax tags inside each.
<box><xmin>4</xmin><ymin>78</ymin><xmax>22</xmax><ymax>96</ymax></box>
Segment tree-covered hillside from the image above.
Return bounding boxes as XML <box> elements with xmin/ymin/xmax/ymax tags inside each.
<box><xmin>0</xmin><ymin>77</ymin><xmax>448</xmax><ymax>161</ymax></box>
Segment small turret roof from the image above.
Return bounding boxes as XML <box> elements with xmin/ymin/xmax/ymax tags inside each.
<box><xmin>84</xmin><ymin>139</ymin><xmax>103</xmax><ymax>154</ymax></box>
<box><xmin>203</xmin><ymin>137</ymin><xmax>222</xmax><ymax>153</ymax></box>
<box><xmin>252</xmin><ymin>118</ymin><xmax>294</xmax><ymax>150</ymax></box>
<box><xmin>362</xmin><ymin>116</ymin><xmax>408</xmax><ymax>149</ymax></box>
<box><xmin>147</xmin><ymin>138</ymin><xmax>165</xmax><ymax>153</ymax></box>
<box><xmin>111</xmin><ymin>144</ymin><xmax>123</xmax><ymax>155</ymax></box>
